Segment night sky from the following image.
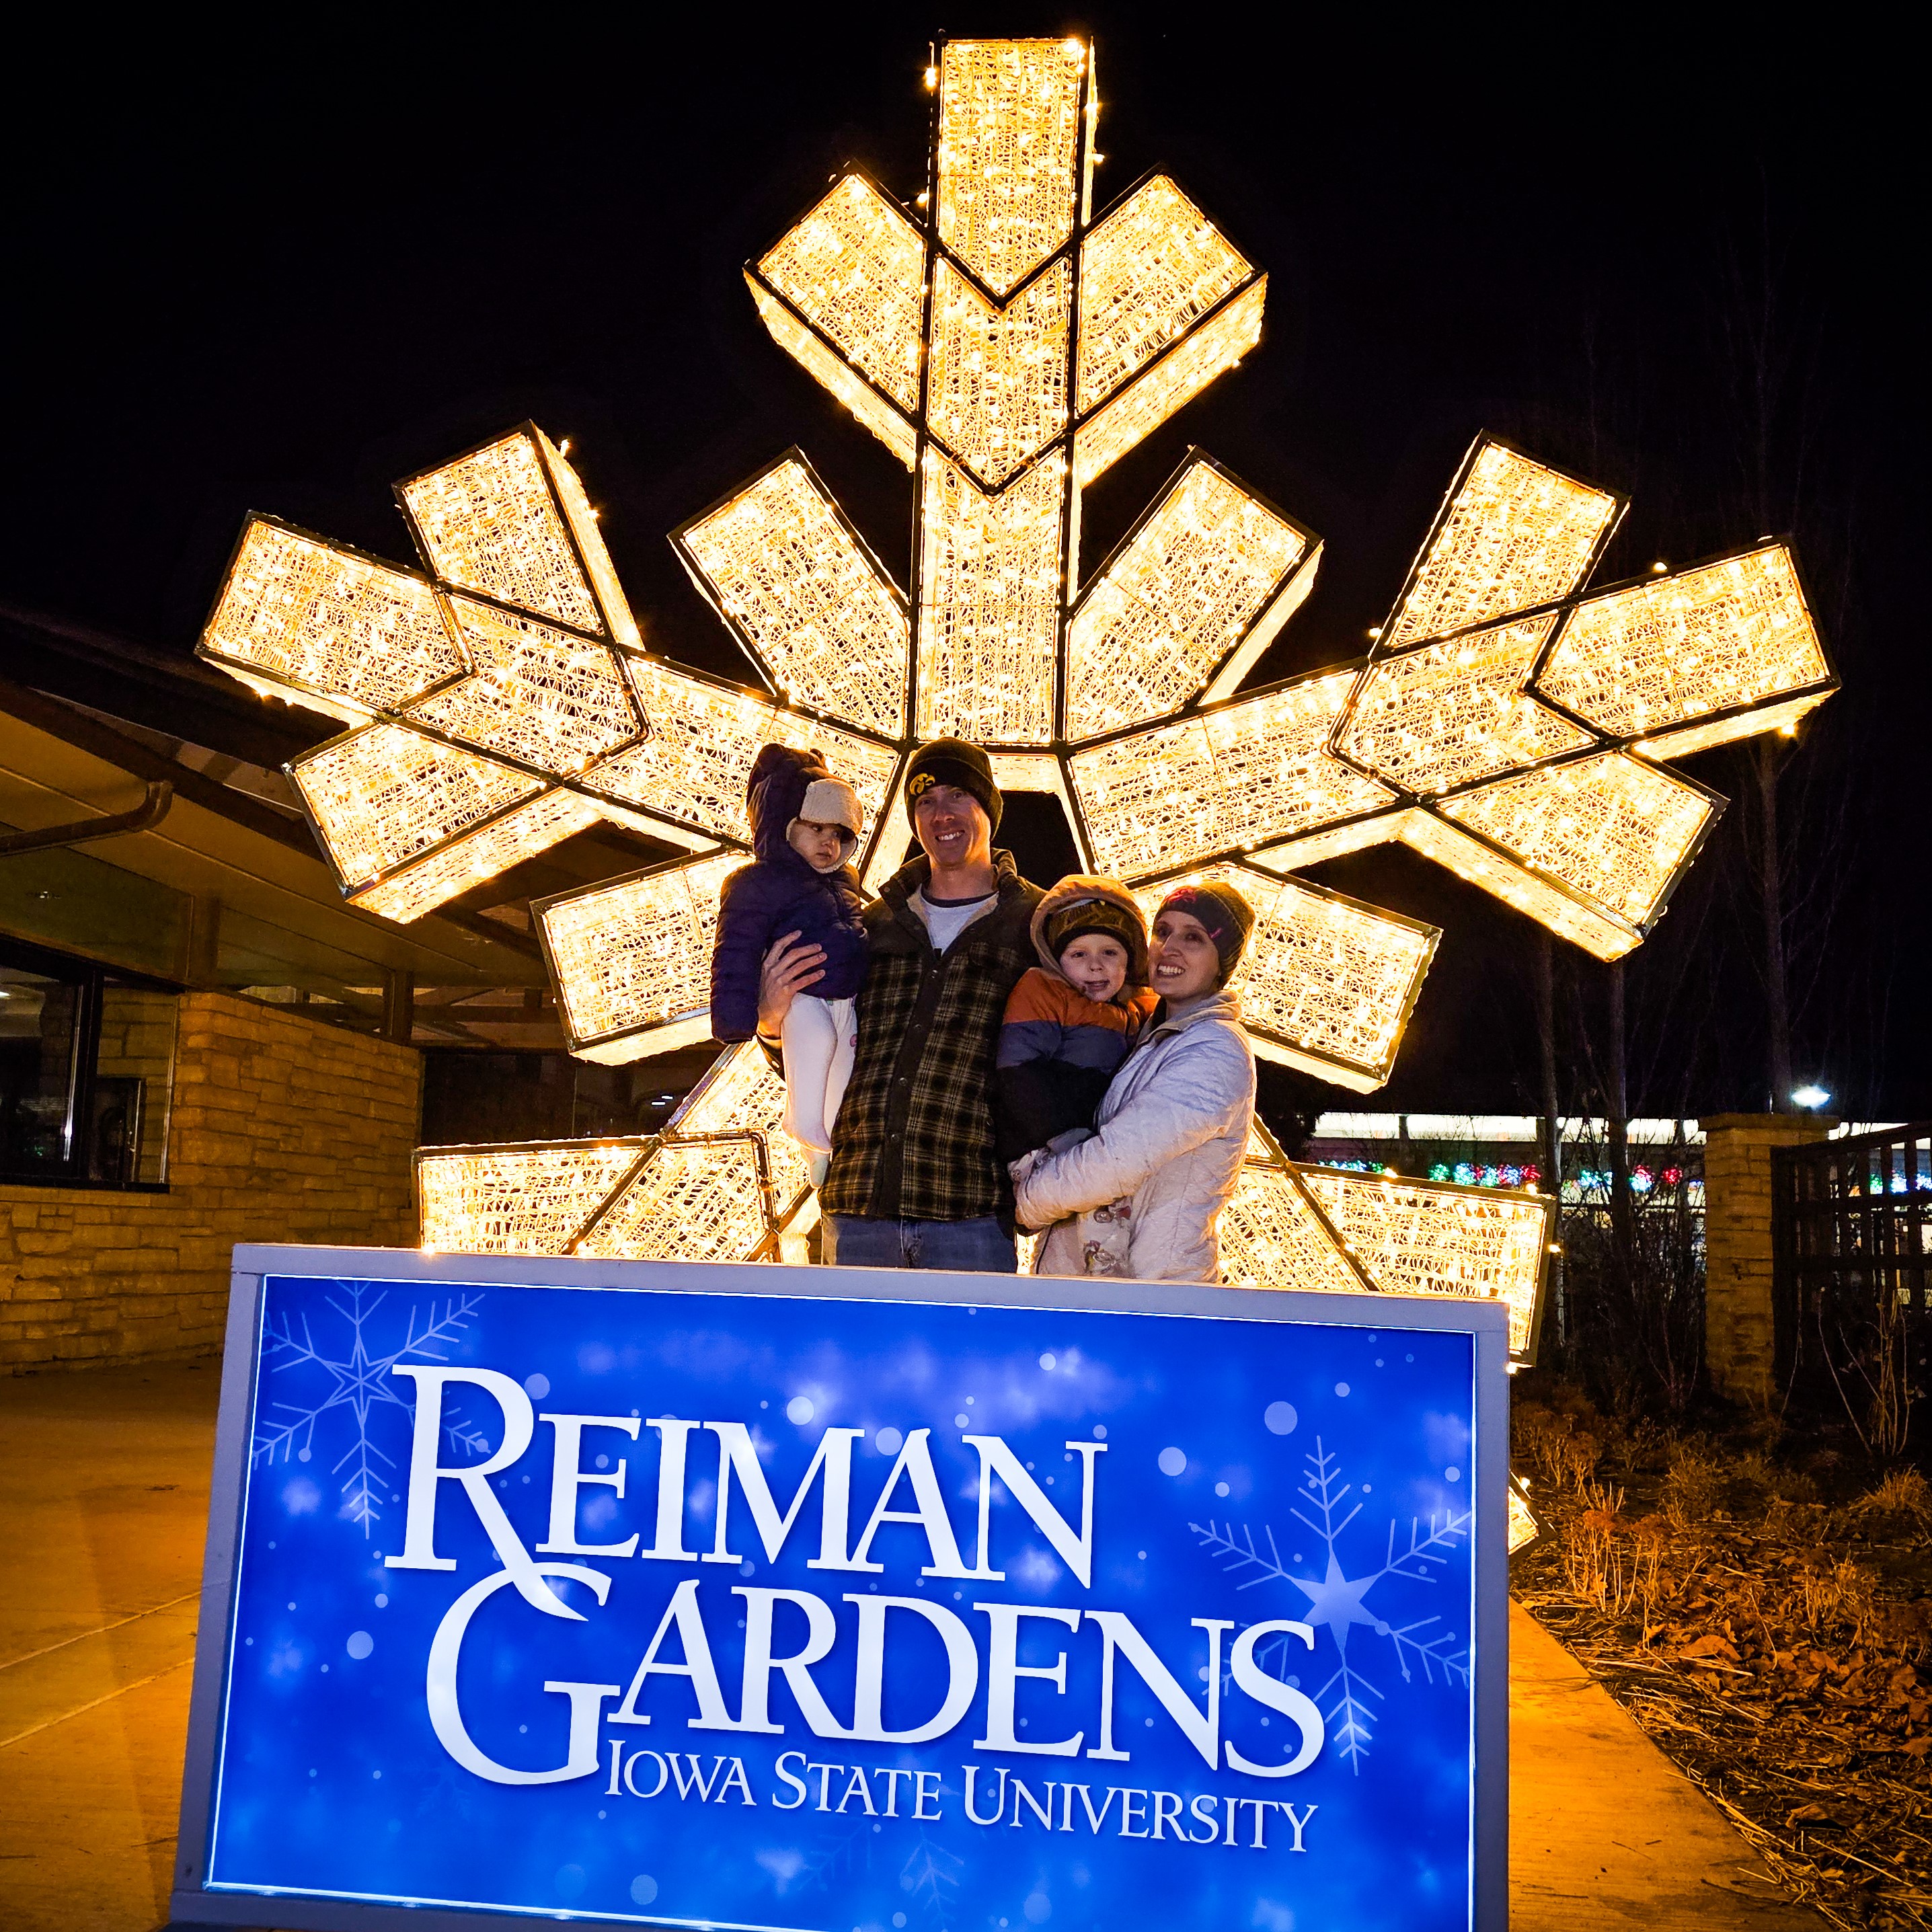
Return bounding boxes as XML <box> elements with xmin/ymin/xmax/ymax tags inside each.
<box><xmin>5</xmin><ymin>11</ymin><xmax>1918</xmax><ymax>1116</ymax></box>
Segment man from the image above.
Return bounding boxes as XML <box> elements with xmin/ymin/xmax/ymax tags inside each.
<box><xmin>759</xmin><ymin>738</ymin><xmax>1042</xmax><ymax>1270</ymax></box>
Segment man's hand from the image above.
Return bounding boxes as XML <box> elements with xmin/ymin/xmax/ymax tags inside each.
<box><xmin>757</xmin><ymin>931</ymin><xmax>826</xmax><ymax>1038</ymax></box>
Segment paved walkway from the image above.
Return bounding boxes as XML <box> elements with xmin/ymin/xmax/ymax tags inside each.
<box><xmin>1</xmin><ymin>1361</ymin><xmax>1823</xmax><ymax>1931</ymax></box>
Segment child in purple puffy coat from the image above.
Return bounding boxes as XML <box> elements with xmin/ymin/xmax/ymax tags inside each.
<box><xmin>709</xmin><ymin>743</ymin><xmax>869</xmax><ymax>1155</ymax></box>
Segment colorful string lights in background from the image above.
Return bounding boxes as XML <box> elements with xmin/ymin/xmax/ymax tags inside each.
<box><xmin>196</xmin><ymin>36</ymin><xmax>1837</xmax><ymax>1360</ymax></box>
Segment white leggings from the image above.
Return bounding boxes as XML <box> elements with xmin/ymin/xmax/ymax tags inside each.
<box><xmin>780</xmin><ymin>994</ymin><xmax>858</xmax><ymax>1155</ymax></box>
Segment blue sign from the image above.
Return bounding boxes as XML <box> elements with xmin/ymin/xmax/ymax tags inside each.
<box><xmin>171</xmin><ymin>1247</ymin><xmax>1507</xmax><ymax>1932</ymax></box>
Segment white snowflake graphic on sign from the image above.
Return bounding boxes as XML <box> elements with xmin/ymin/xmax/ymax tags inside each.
<box><xmin>897</xmin><ymin>1827</ymin><xmax>963</xmax><ymax>1930</ymax></box>
<box><xmin>251</xmin><ymin>1284</ymin><xmax>487</xmax><ymax>1536</ymax></box>
<box><xmin>1192</xmin><ymin>1437</ymin><xmax>1471</xmax><ymax>1771</ymax></box>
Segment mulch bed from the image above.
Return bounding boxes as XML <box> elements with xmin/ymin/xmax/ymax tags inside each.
<box><xmin>1511</xmin><ymin>1386</ymin><xmax>1932</xmax><ymax>1930</ymax></box>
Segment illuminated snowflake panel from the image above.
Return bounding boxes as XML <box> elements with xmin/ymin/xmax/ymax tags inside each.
<box><xmin>1077</xmin><ymin>176</ymin><xmax>1254</xmax><ymax>416</ymax></box>
<box><xmin>1536</xmin><ymin>543</ymin><xmax>1831</xmax><ymax>744</ymax></box>
<box><xmin>417</xmin><ymin>1142</ymin><xmax>645</xmax><ymax>1258</ymax></box>
<box><xmin>754</xmin><ymin>173</ymin><xmax>924</xmax><ymax>415</ymax></box>
<box><xmin>202</xmin><ymin>519</ymin><xmax>465</xmax><ymax>725</ymax></box>
<box><xmin>676</xmin><ymin>456</ymin><xmax>909</xmax><ymax>739</ymax></box>
<box><xmin>1065</xmin><ymin>457</ymin><xmax>1312</xmax><ymax>742</ymax></box>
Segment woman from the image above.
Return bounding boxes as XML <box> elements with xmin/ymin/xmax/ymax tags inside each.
<box><xmin>1013</xmin><ymin>881</ymin><xmax>1257</xmax><ymax>1283</ymax></box>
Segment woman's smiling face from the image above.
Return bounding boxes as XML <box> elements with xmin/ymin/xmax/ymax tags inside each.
<box><xmin>1150</xmin><ymin>909</ymin><xmax>1221</xmax><ymax>1001</ymax></box>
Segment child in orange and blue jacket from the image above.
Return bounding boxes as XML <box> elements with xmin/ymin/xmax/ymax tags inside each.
<box><xmin>994</xmin><ymin>876</ymin><xmax>1159</xmax><ymax>1169</ymax></box>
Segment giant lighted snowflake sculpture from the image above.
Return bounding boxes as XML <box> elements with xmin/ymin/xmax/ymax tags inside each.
<box><xmin>196</xmin><ymin>38</ymin><xmax>1834</xmax><ymax>1362</ymax></box>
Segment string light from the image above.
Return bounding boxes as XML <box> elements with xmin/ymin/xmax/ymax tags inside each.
<box><xmin>1074</xmin><ymin>280</ymin><xmax>1266</xmax><ymax>488</ymax></box>
<box><xmin>927</xmin><ymin>259</ymin><xmax>1073</xmax><ymax>488</ymax></box>
<box><xmin>674</xmin><ymin>1041</ymin><xmax>816</xmax><ymax>1225</ymax></box>
<box><xmin>1071</xmin><ymin>671</ymin><xmax>1395</xmax><ymax>878</ymax></box>
<box><xmin>917</xmin><ymin>447</ymin><xmax>1064</xmax><ymax>743</ymax></box>
<box><xmin>202</xmin><ymin>519</ymin><xmax>465</xmax><ymax>725</ymax></box>
<box><xmin>676</xmin><ymin>456</ymin><xmax>909</xmax><ymax>739</ymax></box>
<box><xmin>1438</xmin><ymin>750</ymin><xmax>1715</xmax><ymax>931</ymax></box>
<box><xmin>754</xmin><ymin>173</ymin><xmax>925</xmax><ymax>420</ymax></box>
<box><xmin>1065</xmin><ymin>457</ymin><xmax>1313</xmax><ymax>740</ymax></box>
<box><xmin>416</xmin><ymin>1140</ymin><xmax>647</xmax><ymax>1256</ymax></box>
<box><xmin>1427</xmin><ymin>1163</ymin><xmax>1545</xmax><ymax>1189</ymax></box>
<box><xmin>573</xmin><ymin>1135</ymin><xmax>775</xmax><ymax>1263</ymax></box>
<box><xmin>289</xmin><ymin>722</ymin><xmax>542</xmax><ymax>894</ymax></box>
<box><xmin>1216</xmin><ymin>1159</ymin><xmax>1551</xmax><ymax>1364</ymax></box>
<box><xmin>1218</xmin><ymin>1165</ymin><xmax>1377</xmax><ymax>1301</ymax></box>
<box><xmin>200</xmin><ymin>37</ymin><xmax>1833</xmax><ymax>1320</ymax></box>
<box><xmin>356</xmin><ymin>789</ymin><xmax>605</xmax><ymax>927</ymax></box>
<box><xmin>1535</xmin><ymin>545</ymin><xmax>1832</xmax><ymax>755</ymax></box>
<box><xmin>586</xmin><ymin>658</ymin><xmax>898</xmax><ymax>853</ymax></box>
<box><xmin>1077</xmin><ymin>176</ymin><xmax>1255</xmax><ymax>418</ymax></box>
<box><xmin>1384</xmin><ymin>442</ymin><xmax>1618</xmax><ymax>648</ymax></box>
<box><xmin>399</xmin><ymin>427</ymin><xmax>633</xmax><ymax>643</ymax></box>
<box><xmin>1507</xmin><ymin>1477</ymin><xmax>1540</xmax><ymax>1553</ymax></box>
<box><xmin>1336</xmin><ymin>614</ymin><xmax>1588</xmax><ymax>792</ymax></box>
<box><xmin>407</xmin><ymin>595</ymin><xmax>643</xmax><ymax>774</ymax></box>
<box><xmin>1295</xmin><ymin>1167</ymin><xmax>1553</xmax><ymax>1358</ymax></box>
<box><xmin>537</xmin><ymin>853</ymin><xmax>743</xmax><ymax>1063</ymax></box>
<box><xmin>746</xmin><ymin>282</ymin><xmax>918</xmax><ymax>467</ymax></box>
<box><xmin>935</xmin><ymin>39</ymin><xmax>1086</xmax><ymax>298</ymax></box>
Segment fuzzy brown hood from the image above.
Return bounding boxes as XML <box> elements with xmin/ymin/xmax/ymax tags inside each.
<box><xmin>1028</xmin><ymin>874</ymin><xmax>1151</xmax><ymax>983</ymax></box>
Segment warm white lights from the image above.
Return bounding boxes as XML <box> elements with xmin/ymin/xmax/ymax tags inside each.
<box><xmin>1535</xmin><ymin>544</ymin><xmax>1832</xmax><ymax>755</ymax></box>
<box><xmin>754</xmin><ymin>174</ymin><xmax>925</xmax><ymax>422</ymax></box>
<box><xmin>1216</xmin><ymin>1147</ymin><xmax>1552</xmax><ymax>1365</ymax></box>
<box><xmin>1072</xmin><ymin>672</ymin><xmax>1395</xmax><ymax>878</ymax></box>
<box><xmin>1507</xmin><ymin>1477</ymin><xmax>1541</xmax><ymax>1553</ymax></box>
<box><xmin>1065</xmin><ymin>457</ymin><xmax>1315</xmax><ymax>741</ymax></box>
<box><xmin>203</xmin><ymin>38</ymin><xmax>1832</xmax><ymax>1319</ymax></box>
<box><xmin>202</xmin><ymin>520</ymin><xmax>465</xmax><ymax>725</ymax></box>
<box><xmin>1076</xmin><ymin>177</ymin><xmax>1255</xmax><ymax>418</ymax></box>
<box><xmin>916</xmin><ymin>449</ymin><xmax>1065</xmax><ymax>744</ymax></box>
<box><xmin>935</xmin><ymin>38</ymin><xmax>1087</xmax><ymax>298</ymax></box>
<box><xmin>676</xmin><ymin>455</ymin><xmax>909</xmax><ymax>740</ymax></box>
<box><xmin>1297</xmin><ymin>1165</ymin><xmax>1553</xmax><ymax>1358</ymax></box>
<box><xmin>537</xmin><ymin>853</ymin><xmax>743</xmax><ymax>1065</ymax></box>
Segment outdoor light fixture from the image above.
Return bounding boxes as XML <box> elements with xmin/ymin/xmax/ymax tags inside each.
<box><xmin>1791</xmin><ymin>1084</ymin><xmax>1832</xmax><ymax>1110</ymax></box>
<box><xmin>195</xmin><ymin>36</ymin><xmax>1837</xmax><ymax>1360</ymax></box>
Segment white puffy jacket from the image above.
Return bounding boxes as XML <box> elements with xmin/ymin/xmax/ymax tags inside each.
<box><xmin>1014</xmin><ymin>989</ymin><xmax>1256</xmax><ymax>1283</ymax></box>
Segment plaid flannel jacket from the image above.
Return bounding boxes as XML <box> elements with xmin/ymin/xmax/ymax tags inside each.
<box><xmin>819</xmin><ymin>851</ymin><xmax>1044</xmax><ymax>1223</ymax></box>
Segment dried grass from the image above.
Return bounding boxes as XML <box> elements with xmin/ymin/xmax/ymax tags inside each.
<box><xmin>1514</xmin><ymin>1389</ymin><xmax>1932</xmax><ymax>1929</ymax></box>
<box><xmin>1663</xmin><ymin>1439</ymin><xmax>1730</xmax><ymax>1527</ymax></box>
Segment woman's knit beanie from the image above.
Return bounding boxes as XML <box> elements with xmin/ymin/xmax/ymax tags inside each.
<box><xmin>1157</xmin><ymin>881</ymin><xmax>1256</xmax><ymax>986</ymax></box>
<box><xmin>1045</xmin><ymin>896</ymin><xmax>1150</xmax><ymax>987</ymax></box>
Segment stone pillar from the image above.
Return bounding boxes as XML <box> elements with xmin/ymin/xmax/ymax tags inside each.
<box><xmin>1700</xmin><ymin>1112</ymin><xmax>1833</xmax><ymax>1405</ymax></box>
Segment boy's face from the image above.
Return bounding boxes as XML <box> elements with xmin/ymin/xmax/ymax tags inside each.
<box><xmin>787</xmin><ymin>817</ymin><xmax>849</xmax><ymax>873</ymax></box>
<box><xmin>1058</xmin><ymin>933</ymin><xmax>1129</xmax><ymax>1003</ymax></box>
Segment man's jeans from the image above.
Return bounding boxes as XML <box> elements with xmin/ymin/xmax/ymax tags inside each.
<box><xmin>823</xmin><ymin>1214</ymin><xmax>1017</xmax><ymax>1273</ymax></box>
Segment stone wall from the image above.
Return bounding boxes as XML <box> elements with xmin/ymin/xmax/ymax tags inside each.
<box><xmin>1701</xmin><ymin>1111</ymin><xmax>1834</xmax><ymax>1405</ymax></box>
<box><xmin>1</xmin><ymin>991</ymin><xmax>421</xmax><ymax>1372</ymax></box>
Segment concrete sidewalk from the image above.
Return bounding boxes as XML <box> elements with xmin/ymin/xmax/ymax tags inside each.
<box><xmin>0</xmin><ymin>1361</ymin><xmax>1824</xmax><ymax>1931</ymax></box>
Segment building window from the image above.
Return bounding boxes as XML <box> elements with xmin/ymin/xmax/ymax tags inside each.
<box><xmin>0</xmin><ymin>938</ymin><xmax>176</xmax><ymax>1189</ymax></box>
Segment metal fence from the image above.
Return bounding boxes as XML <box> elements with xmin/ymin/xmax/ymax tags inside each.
<box><xmin>1773</xmin><ymin>1122</ymin><xmax>1931</xmax><ymax>1399</ymax></box>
